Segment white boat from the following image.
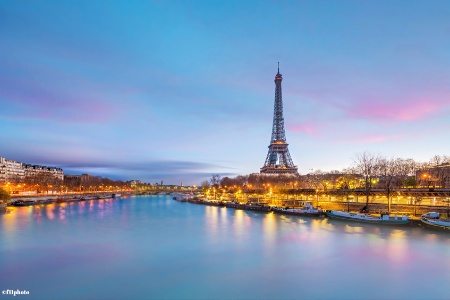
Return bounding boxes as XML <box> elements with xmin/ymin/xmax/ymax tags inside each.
<box><xmin>420</xmin><ymin>212</ymin><xmax>450</xmax><ymax>231</ymax></box>
<box><xmin>326</xmin><ymin>210</ymin><xmax>410</xmax><ymax>225</ymax></box>
<box><xmin>112</xmin><ymin>193</ymin><xmax>121</xmax><ymax>198</ymax></box>
<box><xmin>173</xmin><ymin>193</ymin><xmax>192</xmax><ymax>202</ymax></box>
<box><xmin>273</xmin><ymin>202</ymin><xmax>324</xmax><ymax>216</ymax></box>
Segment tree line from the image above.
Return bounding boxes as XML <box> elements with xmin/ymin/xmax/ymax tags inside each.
<box><xmin>1</xmin><ymin>173</ymin><xmax>131</xmax><ymax>194</ymax></box>
<box><xmin>203</xmin><ymin>153</ymin><xmax>450</xmax><ymax>204</ymax></box>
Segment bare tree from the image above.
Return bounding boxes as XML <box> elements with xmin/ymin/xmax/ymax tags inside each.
<box><xmin>201</xmin><ymin>180</ymin><xmax>210</xmax><ymax>193</ymax></box>
<box><xmin>353</xmin><ymin>152</ymin><xmax>381</xmax><ymax>209</ymax></box>
<box><xmin>428</xmin><ymin>155</ymin><xmax>450</xmax><ymax>187</ymax></box>
<box><xmin>377</xmin><ymin>157</ymin><xmax>398</xmax><ymax>213</ymax></box>
<box><xmin>235</xmin><ymin>175</ymin><xmax>249</xmax><ymax>187</ymax></box>
<box><xmin>337</xmin><ymin>168</ymin><xmax>359</xmax><ymax>190</ymax></box>
<box><xmin>209</xmin><ymin>174</ymin><xmax>221</xmax><ymax>188</ymax></box>
<box><xmin>395</xmin><ymin>158</ymin><xmax>417</xmax><ymax>188</ymax></box>
<box><xmin>220</xmin><ymin>175</ymin><xmax>249</xmax><ymax>191</ymax></box>
<box><xmin>336</xmin><ymin>168</ymin><xmax>360</xmax><ymax>212</ymax></box>
<box><xmin>303</xmin><ymin>170</ymin><xmax>325</xmax><ymax>190</ymax></box>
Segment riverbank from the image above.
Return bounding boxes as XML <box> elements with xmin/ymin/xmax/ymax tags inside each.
<box><xmin>183</xmin><ymin>197</ymin><xmax>449</xmax><ymax>232</ymax></box>
<box><xmin>5</xmin><ymin>192</ymin><xmax>128</xmax><ymax>205</ymax></box>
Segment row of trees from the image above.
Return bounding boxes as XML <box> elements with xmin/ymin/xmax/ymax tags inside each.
<box><xmin>204</xmin><ymin>153</ymin><xmax>450</xmax><ymax>209</ymax></box>
<box><xmin>1</xmin><ymin>173</ymin><xmax>131</xmax><ymax>194</ymax></box>
<box><xmin>0</xmin><ymin>187</ymin><xmax>10</xmax><ymax>204</ymax></box>
<box><xmin>64</xmin><ymin>175</ymin><xmax>129</xmax><ymax>193</ymax></box>
<box><xmin>353</xmin><ymin>153</ymin><xmax>450</xmax><ymax>209</ymax></box>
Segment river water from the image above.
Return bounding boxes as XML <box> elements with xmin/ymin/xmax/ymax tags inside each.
<box><xmin>1</xmin><ymin>195</ymin><xmax>449</xmax><ymax>300</ymax></box>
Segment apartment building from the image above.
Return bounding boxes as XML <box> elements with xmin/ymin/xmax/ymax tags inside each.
<box><xmin>23</xmin><ymin>164</ymin><xmax>64</xmax><ymax>181</ymax></box>
<box><xmin>0</xmin><ymin>157</ymin><xmax>25</xmax><ymax>183</ymax></box>
<box><xmin>0</xmin><ymin>156</ymin><xmax>64</xmax><ymax>183</ymax></box>
<box><xmin>416</xmin><ymin>163</ymin><xmax>450</xmax><ymax>188</ymax></box>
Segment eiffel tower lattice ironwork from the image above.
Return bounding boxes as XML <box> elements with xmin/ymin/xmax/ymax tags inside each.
<box><xmin>260</xmin><ymin>63</ymin><xmax>298</xmax><ymax>175</ymax></box>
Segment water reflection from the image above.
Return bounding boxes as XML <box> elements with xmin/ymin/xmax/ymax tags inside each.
<box><xmin>219</xmin><ymin>207</ymin><xmax>228</xmax><ymax>229</ymax></box>
<box><xmin>0</xmin><ymin>200</ymin><xmax>121</xmax><ymax>233</ymax></box>
<box><xmin>232</xmin><ymin>209</ymin><xmax>246</xmax><ymax>246</ymax></box>
<box><xmin>261</xmin><ymin>213</ymin><xmax>277</xmax><ymax>251</ymax></box>
<box><xmin>1</xmin><ymin>208</ymin><xmax>17</xmax><ymax>234</ymax></box>
<box><xmin>46</xmin><ymin>204</ymin><xmax>55</xmax><ymax>220</ymax></box>
<box><xmin>1</xmin><ymin>196</ymin><xmax>450</xmax><ymax>300</ymax></box>
<box><xmin>344</xmin><ymin>224</ymin><xmax>364</xmax><ymax>233</ymax></box>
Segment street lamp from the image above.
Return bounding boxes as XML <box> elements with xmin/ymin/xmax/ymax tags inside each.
<box><xmin>316</xmin><ymin>189</ymin><xmax>319</xmax><ymax>207</ymax></box>
<box><xmin>422</xmin><ymin>173</ymin><xmax>429</xmax><ymax>188</ymax></box>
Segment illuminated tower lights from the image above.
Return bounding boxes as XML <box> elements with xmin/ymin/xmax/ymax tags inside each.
<box><xmin>260</xmin><ymin>63</ymin><xmax>298</xmax><ymax>175</ymax></box>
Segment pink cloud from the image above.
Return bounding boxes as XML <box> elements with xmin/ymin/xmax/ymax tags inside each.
<box><xmin>0</xmin><ymin>75</ymin><xmax>119</xmax><ymax>124</ymax></box>
<box><xmin>354</xmin><ymin>133</ymin><xmax>400</xmax><ymax>144</ymax></box>
<box><xmin>286</xmin><ymin>122</ymin><xmax>320</xmax><ymax>136</ymax></box>
<box><xmin>290</xmin><ymin>85</ymin><xmax>450</xmax><ymax>123</ymax></box>
<box><xmin>345</xmin><ymin>97</ymin><xmax>448</xmax><ymax>122</ymax></box>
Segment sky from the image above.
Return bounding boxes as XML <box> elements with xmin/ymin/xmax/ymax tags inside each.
<box><xmin>1</xmin><ymin>0</ymin><xmax>450</xmax><ymax>185</ymax></box>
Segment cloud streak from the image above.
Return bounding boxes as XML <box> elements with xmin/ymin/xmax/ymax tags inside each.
<box><xmin>0</xmin><ymin>69</ymin><xmax>118</xmax><ymax>124</ymax></box>
<box><xmin>60</xmin><ymin>160</ymin><xmax>238</xmax><ymax>183</ymax></box>
<box><xmin>342</xmin><ymin>95</ymin><xmax>449</xmax><ymax>123</ymax></box>
<box><xmin>286</xmin><ymin>122</ymin><xmax>321</xmax><ymax>136</ymax></box>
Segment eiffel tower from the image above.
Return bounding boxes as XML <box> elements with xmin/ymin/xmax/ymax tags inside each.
<box><xmin>260</xmin><ymin>63</ymin><xmax>298</xmax><ymax>175</ymax></box>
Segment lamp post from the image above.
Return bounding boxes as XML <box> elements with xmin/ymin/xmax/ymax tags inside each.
<box><xmin>422</xmin><ymin>173</ymin><xmax>429</xmax><ymax>188</ymax></box>
<box><xmin>346</xmin><ymin>184</ymin><xmax>350</xmax><ymax>212</ymax></box>
<box><xmin>316</xmin><ymin>189</ymin><xmax>319</xmax><ymax>208</ymax></box>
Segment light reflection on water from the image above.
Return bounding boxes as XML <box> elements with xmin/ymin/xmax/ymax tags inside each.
<box><xmin>1</xmin><ymin>195</ymin><xmax>450</xmax><ymax>300</ymax></box>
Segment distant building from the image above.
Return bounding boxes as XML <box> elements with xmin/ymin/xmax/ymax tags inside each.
<box><xmin>63</xmin><ymin>174</ymin><xmax>92</xmax><ymax>188</ymax></box>
<box><xmin>416</xmin><ymin>163</ymin><xmax>450</xmax><ymax>188</ymax></box>
<box><xmin>128</xmin><ymin>180</ymin><xmax>143</xmax><ymax>185</ymax></box>
<box><xmin>0</xmin><ymin>156</ymin><xmax>64</xmax><ymax>183</ymax></box>
<box><xmin>23</xmin><ymin>164</ymin><xmax>64</xmax><ymax>181</ymax></box>
<box><xmin>0</xmin><ymin>157</ymin><xmax>26</xmax><ymax>183</ymax></box>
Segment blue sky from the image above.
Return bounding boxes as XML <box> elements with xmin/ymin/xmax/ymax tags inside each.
<box><xmin>1</xmin><ymin>0</ymin><xmax>450</xmax><ymax>185</ymax></box>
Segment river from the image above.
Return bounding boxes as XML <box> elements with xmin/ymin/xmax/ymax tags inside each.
<box><xmin>1</xmin><ymin>195</ymin><xmax>449</xmax><ymax>299</ymax></box>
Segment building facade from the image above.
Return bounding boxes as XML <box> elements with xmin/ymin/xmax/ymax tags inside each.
<box><xmin>416</xmin><ymin>163</ymin><xmax>450</xmax><ymax>188</ymax></box>
<box><xmin>0</xmin><ymin>157</ymin><xmax>25</xmax><ymax>183</ymax></box>
<box><xmin>24</xmin><ymin>164</ymin><xmax>64</xmax><ymax>181</ymax></box>
<box><xmin>0</xmin><ymin>156</ymin><xmax>64</xmax><ymax>183</ymax></box>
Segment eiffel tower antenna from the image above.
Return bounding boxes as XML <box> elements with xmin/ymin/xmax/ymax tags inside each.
<box><xmin>260</xmin><ymin>63</ymin><xmax>298</xmax><ymax>175</ymax></box>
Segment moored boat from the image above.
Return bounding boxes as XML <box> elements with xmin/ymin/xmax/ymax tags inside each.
<box><xmin>420</xmin><ymin>218</ymin><xmax>450</xmax><ymax>231</ymax></box>
<box><xmin>203</xmin><ymin>200</ymin><xmax>224</xmax><ymax>206</ymax></box>
<box><xmin>420</xmin><ymin>212</ymin><xmax>450</xmax><ymax>231</ymax></box>
<box><xmin>12</xmin><ymin>200</ymin><xmax>36</xmax><ymax>206</ymax></box>
<box><xmin>173</xmin><ymin>193</ymin><xmax>192</xmax><ymax>202</ymax></box>
<box><xmin>36</xmin><ymin>198</ymin><xmax>55</xmax><ymax>204</ymax></box>
<box><xmin>70</xmin><ymin>196</ymin><xmax>84</xmax><ymax>201</ymax></box>
<box><xmin>326</xmin><ymin>210</ymin><xmax>409</xmax><ymax>225</ymax></box>
<box><xmin>224</xmin><ymin>201</ymin><xmax>245</xmax><ymax>209</ymax></box>
<box><xmin>273</xmin><ymin>202</ymin><xmax>325</xmax><ymax>217</ymax></box>
<box><xmin>242</xmin><ymin>202</ymin><xmax>272</xmax><ymax>212</ymax></box>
